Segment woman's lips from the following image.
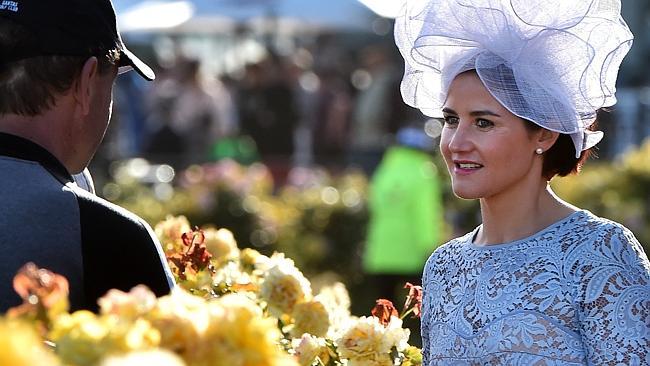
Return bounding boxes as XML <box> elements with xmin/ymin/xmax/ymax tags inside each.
<box><xmin>453</xmin><ymin>160</ymin><xmax>483</xmax><ymax>175</ymax></box>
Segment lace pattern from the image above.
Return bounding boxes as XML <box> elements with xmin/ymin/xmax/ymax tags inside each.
<box><xmin>421</xmin><ymin>210</ymin><xmax>650</xmax><ymax>365</ymax></box>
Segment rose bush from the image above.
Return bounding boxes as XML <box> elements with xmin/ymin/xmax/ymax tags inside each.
<box><xmin>1</xmin><ymin>216</ymin><xmax>422</xmax><ymax>366</ymax></box>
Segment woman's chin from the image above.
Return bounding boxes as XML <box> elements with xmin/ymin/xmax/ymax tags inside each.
<box><xmin>452</xmin><ymin>187</ymin><xmax>482</xmax><ymax>200</ymax></box>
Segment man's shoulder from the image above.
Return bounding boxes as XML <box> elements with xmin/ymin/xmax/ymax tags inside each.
<box><xmin>68</xmin><ymin>184</ymin><xmax>149</xmax><ymax>230</ymax></box>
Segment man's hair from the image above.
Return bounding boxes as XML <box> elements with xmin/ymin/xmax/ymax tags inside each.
<box><xmin>0</xmin><ymin>19</ymin><xmax>119</xmax><ymax>117</ymax></box>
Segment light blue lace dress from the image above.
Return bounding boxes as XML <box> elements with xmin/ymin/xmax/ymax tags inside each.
<box><xmin>421</xmin><ymin>210</ymin><xmax>650</xmax><ymax>365</ymax></box>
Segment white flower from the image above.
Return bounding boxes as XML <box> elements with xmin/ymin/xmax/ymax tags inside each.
<box><xmin>292</xmin><ymin>334</ymin><xmax>330</xmax><ymax>366</ymax></box>
<box><xmin>315</xmin><ymin>282</ymin><xmax>352</xmax><ymax>338</ymax></box>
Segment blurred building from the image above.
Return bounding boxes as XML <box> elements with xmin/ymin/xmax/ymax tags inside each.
<box><xmin>607</xmin><ymin>0</ymin><xmax>650</xmax><ymax>157</ymax></box>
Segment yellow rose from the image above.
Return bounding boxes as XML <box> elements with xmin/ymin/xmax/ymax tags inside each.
<box><xmin>99</xmin><ymin>349</ymin><xmax>186</xmax><ymax>366</ymax></box>
<box><xmin>203</xmin><ymin>227</ymin><xmax>240</xmax><ymax>265</ymax></box>
<box><xmin>0</xmin><ymin>317</ymin><xmax>59</xmax><ymax>366</ymax></box>
<box><xmin>154</xmin><ymin>215</ymin><xmax>192</xmax><ymax>255</ymax></box>
<box><xmin>50</xmin><ymin>311</ymin><xmax>160</xmax><ymax>365</ymax></box>
<box><xmin>49</xmin><ymin>310</ymin><xmax>111</xmax><ymax>365</ymax></box>
<box><xmin>259</xmin><ymin>254</ymin><xmax>311</xmax><ymax>317</ymax></box>
<box><xmin>190</xmin><ymin>294</ymin><xmax>298</xmax><ymax>366</ymax></box>
<box><xmin>335</xmin><ymin>316</ymin><xmax>410</xmax><ymax>366</ymax></box>
<box><xmin>213</xmin><ymin>261</ymin><xmax>255</xmax><ymax>295</ymax></box>
<box><xmin>146</xmin><ymin>288</ymin><xmax>208</xmax><ymax>358</ymax></box>
<box><xmin>98</xmin><ymin>285</ymin><xmax>157</xmax><ymax>319</ymax></box>
<box><xmin>292</xmin><ymin>334</ymin><xmax>332</xmax><ymax>366</ymax></box>
<box><xmin>291</xmin><ymin>300</ymin><xmax>330</xmax><ymax>338</ymax></box>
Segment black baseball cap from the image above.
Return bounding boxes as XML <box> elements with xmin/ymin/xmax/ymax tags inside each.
<box><xmin>0</xmin><ymin>0</ymin><xmax>155</xmax><ymax>80</ymax></box>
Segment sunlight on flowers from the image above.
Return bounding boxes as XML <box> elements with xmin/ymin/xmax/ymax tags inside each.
<box><xmin>291</xmin><ymin>300</ymin><xmax>331</xmax><ymax>338</ymax></box>
<box><xmin>99</xmin><ymin>285</ymin><xmax>157</xmax><ymax>320</ymax></box>
<box><xmin>146</xmin><ymin>288</ymin><xmax>208</xmax><ymax>358</ymax></box>
<box><xmin>203</xmin><ymin>227</ymin><xmax>240</xmax><ymax>265</ymax></box>
<box><xmin>336</xmin><ymin>316</ymin><xmax>410</xmax><ymax>366</ymax></box>
<box><xmin>0</xmin><ymin>317</ymin><xmax>59</xmax><ymax>366</ymax></box>
<box><xmin>260</xmin><ymin>253</ymin><xmax>312</xmax><ymax>317</ymax></box>
<box><xmin>155</xmin><ymin>215</ymin><xmax>192</xmax><ymax>254</ymax></box>
<box><xmin>292</xmin><ymin>334</ymin><xmax>333</xmax><ymax>366</ymax></box>
<box><xmin>99</xmin><ymin>349</ymin><xmax>186</xmax><ymax>366</ymax></box>
<box><xmin>191</xmin><ymin>293</ymin><xmax>298</xmax><ymax>366</ymax></box>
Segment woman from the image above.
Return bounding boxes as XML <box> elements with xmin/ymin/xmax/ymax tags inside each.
<box><xmin>394</xmin><ymin>0</ymin><xmax>650</xmax><ymax>364</ymax></box>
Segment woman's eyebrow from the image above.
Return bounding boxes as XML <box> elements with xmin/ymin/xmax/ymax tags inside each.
<box><xmin>442</xmin><ymin>107</ymin><xmax>457</xmax><ymax>115</ymax></box>
<box><xmin>470</xmin><ymin>110</ymin><xmax>501</xmax><ymax>117</ymax></box>
<box><xmin>442</xmin><ymin>107</ymin><xmax>501</xmax><ymax>117</ymax></box>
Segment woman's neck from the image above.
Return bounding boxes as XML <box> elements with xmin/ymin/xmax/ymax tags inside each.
<box><xmin>475</xmin><ymin>182</ymin><xmax>578</xmax><ymax>245</ymax></box>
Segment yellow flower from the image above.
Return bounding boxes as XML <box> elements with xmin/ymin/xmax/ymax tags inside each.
<box><xmin>50</xmin><ymin>311</ymin><xmax>160</xmax><ymax>365</ymax></box>
<box><xmin>154</xmin><ymin>215</ymin><xmax>192</xmax><ymax>255</ymax></box>
<box><xmin>190</xmin><ymin>293</ymin><xmax>298</xmax><ymax>366</ymax></box>
<box><xmin>240</xmin><ymin>248</ymin><xmax>262</xmax><ymax>268</ymax></box>
<box><xmin>99</xmin><ymin>349</ymin><xmax>186</xmax><ymax>366</ymax></box>
<box><xmin>290</xmin><ymin>300</ymin><xmax>330</xmax><ymax>338</ymax></box>
<box><xmin>260</xmin><ymin>266</ymin><xmax>311</xmax><ymax>317</ymax></box>
<box><xmin>0</xmin><ymin>317</ymin><xmax>59</xmax><ymax>366</ymax></box>
<box><xmin>259</xmin><ymin>253</ymin><xmax>311</xmax><ymax>317</ymax></box>
<box><xmin>203</xmin><ymin>227</ymin><xmax>240</xmax><ymax>265</ymax></box>
<box><xmin>98</xmin><ymin>285</ymin><xmax>157</xmax><ymax>319</ymax></box>
<box><xmin>335</xmin><ymin>316</ymin><xmax>410</xmax><ymax>366</ymax></box>
<box><xmin>400</xmin><ymin>346</ymin><xmax>423</xmax><ymax>366</ymax></box>
<box><xmin>103</xmin><ymin>318</ymin><xmax>161</xmax><ymax>355</ymax></box>
<box><xmin>49</xmin><ymin>310</ymin><xmax>111</xmax><ymax>365</ymax></box>
<box><xmin>213</xmin><ymin>261</ymin><xmax>255</xmax><ymax>295</ymax></box>
<box><xmin>146</xmin><ymin>288</ymin><xmax>208</xmax><ymax>358</ymax></box>
<box><xmin>292</xmin><ymin>334</ymin><xmax>332</xmax><ymax>366</ymax></box>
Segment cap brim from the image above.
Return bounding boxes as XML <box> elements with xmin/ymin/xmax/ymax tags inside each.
<box><xmin>120</xmin><ymin>47</ymin><xmax>155</xmax><ymax>81</ymax></box>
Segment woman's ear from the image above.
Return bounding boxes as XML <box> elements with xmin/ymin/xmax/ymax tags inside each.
<box><xmin>73</xmin><ymin>57</ymin><xmax>99</xmax><ymax>117</ymax></box>
<box><xmin>537</xmin><ymin>128</ymin><xmax>559</xmax><ymax>151</ymax></box>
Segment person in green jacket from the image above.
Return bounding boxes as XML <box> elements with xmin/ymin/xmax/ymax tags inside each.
<box><xmin>363</xmin><ymin>122</ymin><xmax>444</xmax><ymax>305</ymax></box>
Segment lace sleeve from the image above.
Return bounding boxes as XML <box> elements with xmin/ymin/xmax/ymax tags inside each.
<box><xmin>576</xmin><ymin>225</ymin><xmax>650</xmax><ymax>365</ymax></box>
<box><xmin>421</xmin><ymin>252</ymin><xmax>436</xmax><ymax>366</ymax></box>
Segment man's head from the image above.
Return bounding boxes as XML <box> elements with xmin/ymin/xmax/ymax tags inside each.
<box><xmin>0</xmin><ymin>0</ymin><xmax>155</xmax><ymax>173</ymax></box>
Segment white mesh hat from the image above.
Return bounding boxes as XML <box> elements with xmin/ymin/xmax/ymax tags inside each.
<box><xmin>394</xmin><ymin>0</ymin><xmax>633</xmax><ymax>157</ymax></box>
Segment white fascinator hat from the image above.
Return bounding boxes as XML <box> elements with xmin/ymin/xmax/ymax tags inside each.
<box><xmin>394</xmin><ymin>0</ymin><xmax>634</xmax><ymax>157</ymax></box>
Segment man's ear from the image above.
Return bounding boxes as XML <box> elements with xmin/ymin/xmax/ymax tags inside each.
<box><xmin>74</xmin><ymin>57</ymin><xmax>99</xmax><ymax>116</ymax></box>
<box><xmin>538</xmin><ymin>128</ymin><xmax>559</xmax><ymax>151</ymax></box>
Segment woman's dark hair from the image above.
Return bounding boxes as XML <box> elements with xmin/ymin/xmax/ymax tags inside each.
<box><xmin>524</xmin><ymin>117</ymin><xmax>599</xmax><ymax>179</ymax></box>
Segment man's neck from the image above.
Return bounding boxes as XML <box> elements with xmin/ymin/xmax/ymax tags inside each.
<box><xmin>0</xmin><ymin>108</ymin><xmax>73</xmax><ymax>172</ymax></box>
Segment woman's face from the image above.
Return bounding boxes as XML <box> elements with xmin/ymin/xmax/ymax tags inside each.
<box><xmin>440</xmin><ymin>71</ymin><xmax>542</xmax><ymax>200</ymax></box>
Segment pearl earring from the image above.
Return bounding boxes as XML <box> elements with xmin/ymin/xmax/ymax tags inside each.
<box><xmin>535</xmin><ymin>148</ymin><xmax>544</xmax><ymax>155</ymax></box>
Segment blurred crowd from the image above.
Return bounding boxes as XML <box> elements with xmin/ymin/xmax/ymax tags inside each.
<box><xmin>100</xmin><ymin>34</ymin><xmax>425</xmax><ymax>186</ymax></box>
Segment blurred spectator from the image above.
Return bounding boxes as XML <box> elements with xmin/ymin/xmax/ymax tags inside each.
<box><xmin>347</xmin><ymin>45</ymin><xmax>403</xmax><ymax>175</ymax></box>
<box><xmin>238</xmin><ymin>55</ymin><xmax>298</xmax><ymax>185</ymax></box>
<box><xmin>145</xmin><ymin>57</ymin><xmax>235</xmax><ymax>167</ymax></box>
<box><xmin>311</xmin><ymin>67</ymin><xmax>353</xmax><ymax>172</ymax></box>
<box><xmin>362</xmin><ymin>122</ymin><xmax>444</xmax><ymax>306</ymax></box>
<box><xmin>113</xmin><ymin>71</ymin><xmax>150</xmax><ymax>157</ymax></box>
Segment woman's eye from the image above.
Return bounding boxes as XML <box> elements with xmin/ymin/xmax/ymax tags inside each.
<box><xmin>476</xmin><ymin>119</ymin><xmax>494</xmax><ymax>129</ymax></box>
<box><xmin>443</xmin><ymin>116</ymin><xmax>459</xmax><ymax>126</ymax></box>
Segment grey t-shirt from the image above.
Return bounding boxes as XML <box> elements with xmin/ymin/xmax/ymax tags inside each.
<box><xmin>0</xmin><ymin>133</ymin><xmax>174</xmax><ymax>312</ymax></box>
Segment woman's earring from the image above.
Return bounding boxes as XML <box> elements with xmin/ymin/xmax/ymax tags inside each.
<box><xmin>535</xmin><ymin>148</ymin><xmax>544</xmax><ymax>155</ymax></box>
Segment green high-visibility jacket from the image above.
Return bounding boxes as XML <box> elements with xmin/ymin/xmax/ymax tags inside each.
<box><xmin>363</xmin><ymin>146</ymin><xmax>443</xmax><ymax>275</ymax></box>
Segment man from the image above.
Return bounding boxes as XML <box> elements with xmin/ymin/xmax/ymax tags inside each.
<box><xmin>0</xmin><ymin>0</ymin><xmax>174</xmax><ymax>312</ymax></box>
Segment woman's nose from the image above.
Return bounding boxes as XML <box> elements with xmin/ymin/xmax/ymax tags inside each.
<box><xmin>446</xmin><ymin>123</ymin><xmax>473</xmax><ymax>153</ymax></box>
